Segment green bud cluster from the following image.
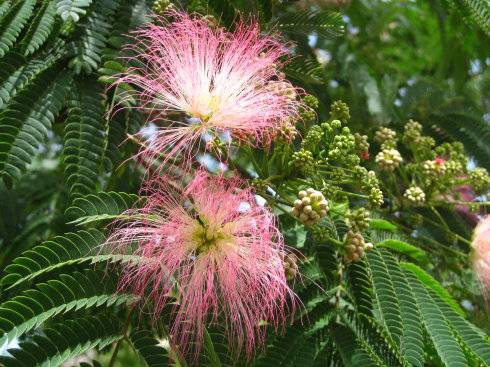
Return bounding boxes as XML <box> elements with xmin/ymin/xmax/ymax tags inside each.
<box><xmin>290</xmin><ymin>149</ymin><xmax>315</xmax><ymax>174</ymax></box>
<box><xmin>368</xmin><ymin>187</ymin><xmax>384</xmax><ymax>208</ymax></box>
<box><xmin>345</xmin><ymin>154</ymin><xmax>361</xmax><ymax>167</ymax></box>
<box><xmin>343</xmin><ymin>231</ymin><xmax>374</xmax><ymax>264</ymax></box>
<box><xmin>299</xmin><ymin>95</ymin><xmax>318</xmax><ymax>123</ymax></box>
<box><xmin>322</xmin><ymin>183</ymin><xmax>340</xmax><ymax>200</ymax></box>
<box><xmin>330</xmin><ymin>168</ymin><xmax>345</xmax><ymax>182</ymax></box>
<box><xmin>412</xmin><ymin>136</ymin><xmax>436</xmax><ymax>158</ymax></box>
<box><xmin>301</xmin><ymin>125</ymin><xmax>323</xmax><ymax>148</ymax></box>
<box><xmin>328</xmin><ymin>133</ymin><xmax>356</xmax><ymax>161</ymax></box>
<box><xmin>375</xmin><ymin>148</ymin><xmax>403</xmax><ymax>171</ymax></box>
<box><xmin>152</xmin><ymin>0</ymin><xmax>174</xmax><ymax>14</ymax></box>
<box><xmin>355</xmin><ymin>167</ymin><xmax>379</xmax><ymax>190</ymax></box>
<box><xmin>286</xmin><ymin>100</ymin><xmax>383</xmax><ymax>215</ymax></box>
<box><xmin>354</xmin><ymin>133</ymin><xmax>370</xmax><ymax>155</ymax></box>
<box><xmin>346</xmin><ymin>208</ymin><xmax>371</xmax><ymax>232</ymax></box>
<box><xmin>422</xmin><ymin>159</ymin><xmax>446</xmax><ymax>176</ymax></box>
<box><xmin>251</xmin><ymin>178</ymin><xmax>268</xmax><ymax>193</ymax></box>
<box><xmin>404</xmin><ymin>186</ymin><xmax>426</xmax><ymax>204</ymax></box>
<box><xmin>311</xmin><ymin>224</ymin><xmax>331</xmax><ymax>242</ymax></box>
<box><xmin>299</xmin><ymin>108</ymin><xmax>316</xmax><ymax>123</ymax></box>
<box><xmin>277</xmin><ymin>119</ymin><xmax>298</xmax><ymax>142</ymax></box>
<box><xmin>354</xmin><ymin>167</ymin><xmax>383</xmax><ymax>207</ymax></box>
<box><xmin>445</xmin><ymin>160</ymin><xmax>463</xmax><ymax>177</ymax></box>
<box><xmin>291</xmin><ymin>188</ymin><xmax>329</xmax><ymax>225</ymax></box>
<box><xmin>284</xmin><ymin>253</ymin><xmax>299</xmax><ymax>280</ymax></box>
<box><xmin>435</xmin><ymin>142</ymin><xmax>466</xmax><ymax>165</ymax></box>
<box><xmin>317</xmin><ymin>124</ymin><xmax>360</xmax><ymax>167</ymax></box>
<box><xmin>402</xmin><ymin>119</ymin><xmax>423</xmax><ymax>145</ymax></box>
<box><xmin>320</xmin><ymin>119</ymin><xmax>340</xmax><ymax>142</ymax></box>
<box><xmin>330</xmin><ymin>100</ymin><xmax>350</xmax><ymax>123</ymax></box>
<box><xmin>470</xmin><ymin>168</ymin><xmax>490</xmax><ymax>193</ymax></box>
<box><xmin>321</xmin><ymin>119</ymin><xmax>342</xmax><ymax>134</ymax></box>
<box><xmin>303</xmin><ymin>95</ymin><xmax>320</xmax><ymax>109</ymax></box>
<box><xmin>288</xmin><ymin>101</ymin><xmax>370</xmax><ymax>181</ymax></box>
<box><xmin>374</xmin><ymin>127</ymin><xmax>397</xmax><ymax>148</ymax></box>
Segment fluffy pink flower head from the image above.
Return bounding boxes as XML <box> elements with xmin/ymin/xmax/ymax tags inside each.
<box><xmin>472</xmin><ymin>215</ymin><xmax>490</xmax><ymax>300</ymax></box>
<box><xmin>106</xmin><ymin>170</ymin><xmax>296</xmax><ymax>358</ymax></box>
<box><xmin>114</xmin><ymin>12</ymin><xmax>302</xmax><ymax>170</ymax></box>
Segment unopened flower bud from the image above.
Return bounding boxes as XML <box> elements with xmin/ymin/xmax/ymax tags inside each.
<box><xmin>343</xmin><ymin>231</ymin><xmax>373</xmax><ymax>264</ymax></box>
<box><xmin>470</xmin><ymin>167</ymin><xmax>490</xmax><ymax>193</ymax></box>
<box><xmin>311</xmin><ymin>225</ymin><xmax>331</xmax><ymax>242</ymax></box>
<box><xmin>330</xmin><ymin>100</ymin><xmax>350</xmax><ymax>123</ymax></box>
<box><xmin>291</xmin><ymin>188</ymin><xmax>329</xmax><ymax>225</ymax></box>
<box><xmin>369</xmin><ymin>187</ymin><xmax>384</xmax><ymax>208</ymax></box>
<box><xmin>375</xmin><ymin>148</ymin><xmax>403</xmax><ymax>171</ymax></box>
<box><xmin>276</xmin><ymin>118</ymin><xmax>298</xmax><ymax>142</ymax></box>
<box><xmin>301</xmin><ymin>125</ymin><xmax>323</xmax><ymax>148</ymax></box>
<box><xmin>402</xmin><ymin>119</ymin><xmax>423</xmax><ymax>145</ymax></box>
<box><xmin>423</xmin><ymin>158</ymin><xmax>446</xmax><ymax>176</ymax></box>
<box><xmin>284</xmin><ymin>253</ymin><xmax>299</xmax><ymax>280</ymax></box>
<box><xmin>290</xmin><ymin>149</ymin><xmax>315</xmax><ymax>174</ymax></box>
<box><xmin>404</xmin><ymin>186</ymin><xmax>426</xmax><ymax>204</ymax></box>
<box><xmin>303</xmin><ymin>95</ymin><xmax>319</xmax><ymax>109</ymax></box>
<box><xmin>251</xmin><ymin>178</ymin><xmax>268</xmax><ymax>194</ymax></box>
<box><xmin>152</xmin><ymin>0</ymin><xmax>175</xmax><ymax>14</ymax></box>
<box><xmin>331</xmin><ymin>119</ymin><xmax>342</xmax><ymax>129</ymax></box>
<box><xmin>346</xmin><ymin>207</ymin><xmax>371</xmax><ymax>232</ymax></box>
<box><xmin>374</xmin><ymin>127</ymin><xmax>397</xmax><ymax>147</ymax></box>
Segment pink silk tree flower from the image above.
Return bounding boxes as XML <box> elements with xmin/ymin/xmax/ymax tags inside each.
<box><xmin>105</xmin><ymin>170</ymin><xmax>296</xmax><ymax>358</ymax></box>
<box><xmin>114</xmin><ymin>11</ymin><xmax>302</xmax><ymax>170</ymax></box>
<box><xmin>472</xmin><ymin>215</ymin><xmax>490</xmax><ymax>300</ymax></box>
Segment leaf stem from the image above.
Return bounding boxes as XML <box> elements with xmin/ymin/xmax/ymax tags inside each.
<box><xmin>109</xmin><ymin>307</ymin><xmax>134</xmax><ymax>367</ymax></box>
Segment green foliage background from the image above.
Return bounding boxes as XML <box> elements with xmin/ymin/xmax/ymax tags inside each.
<box><xmin>0</xmin><ymin>0</ymin><xmax>489</xmax><ymax>366</ymax></box>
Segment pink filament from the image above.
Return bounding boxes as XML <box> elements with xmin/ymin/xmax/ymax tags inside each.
<box><xmin>472</xmin><ymin>215</ymin><xmax>490</xmax><ymax>301</ymax></box>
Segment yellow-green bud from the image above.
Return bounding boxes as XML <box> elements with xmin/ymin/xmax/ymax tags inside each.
<box><xmin>374</xmin><ymin>127</ymin><xmax>397</xmax><ymax>146</ymax></box>
<box><xmin>375</xmin><ymin>148</ymin><xmax>403</xmax><ymax>171</ymax></box>
<box><xmin>343</xmin><ymin>231</ymin><xmax>373</xmax><ymax>264</ymax></box>
<box><xmin>404</xmin><ymin>186</ymin><xmax>426</xmax><ymax>204</ymax></box>
<box><xmin>291</xmin><ymin>188</ymin><xmax>329</xmax><ymax>226</ymax></box>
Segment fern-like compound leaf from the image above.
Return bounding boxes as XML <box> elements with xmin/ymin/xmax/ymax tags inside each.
<box><xmin>274</xmin><ymin>10</ymin><xmax>344</xmax><ymax>38</ymax></box>
<box><xmin>365</xmin><ymin>249</ymin><xmax>404</xmax><ymax>347</ymax></box>
<box><xmin>56</xmin><ymin>0</ymin><xmax>93</xmax><ymax>23</ymax></box>
<box><xmin>0</xmin><ymin>65</ymin><xmax>72</xmax><ymax>186</ymax></box>
<box><xmin>20</xmin><ymin>1</ymin><xmax>59</xmax><ymax>56</ymax></box>
<box><xmin>65</xmin><ymin>191</ymin><xmax>140</xmax><ymax>226</ymax></box>
<box><xmin>0</xmin><ymin>0</ymin><xmax>36</xmax><ymax>57</ymax></box>
<box><xmin>130</xmin><ymin>329</ymin><xmax>170</xmax><ymax>367</ymax></box>
<box><xmin>0</xmin><ymin>314</ymin><xmax>123</xmax><ymax>367</ymax></box>
<box><xmin>404</xmin><ymin>270</ymin><xmax>468</xmax><ymax>367</ymax></box>
<box><xmin>62</xmin><ymin>78</ymin><xmax>107</xmax><ymax>199</ymax></box>
<box><xmin>0</xmin><ymin>270</ymin><xmax>137</xmax><ymax>347</ymax></box>
<box><xmin>1</xmin><ymin>228</ymin><xmax>139</xmax><ymax>292</ymax></box>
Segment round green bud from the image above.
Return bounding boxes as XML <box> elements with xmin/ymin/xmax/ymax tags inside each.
<box><xmin>404</xmin><ymin>186</ymin><xmax>426</xmax><ymax>204</ymax></box>
<box><xmin>375</xmin><ymin>148</ymin><xmax>403</xmax><ymax>171</ymax></box>
<box><xmin>291</xmin><ymin>188</ymin><xmax>329</xmax><ymax>226</ymax></box>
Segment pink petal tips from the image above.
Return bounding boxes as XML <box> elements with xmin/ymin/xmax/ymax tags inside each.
<box><xmin>472</xmin><ymin>215</ymin><xmax>490</xmax><ymax>300</ymax></box>
<box><xmin>113</xmin><ymin>11</ymin><xmax>303</xmax><ymax>171</ymax></box>
<box><xmin>105</xmin><ymin>170</ymin><xmax>296</xmax><ymax>358</ymax></box>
